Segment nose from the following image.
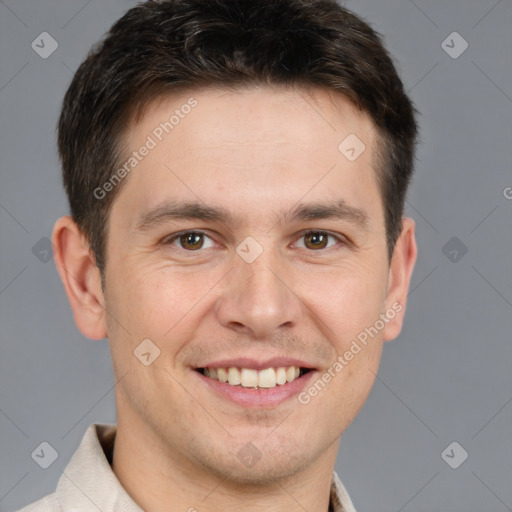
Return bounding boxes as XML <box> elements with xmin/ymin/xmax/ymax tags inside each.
<box><xmin>214</xmin><ymin>247</ymin><xmax>303</xmax><ymax>340</ymax></box>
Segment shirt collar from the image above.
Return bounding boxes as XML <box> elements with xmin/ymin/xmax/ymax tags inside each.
<box><xmin>56</xmin><ymin>423</ymin><xmax>357</xmax><ymax>512</ymax></box>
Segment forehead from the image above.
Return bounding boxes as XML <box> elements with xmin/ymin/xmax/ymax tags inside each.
<box><xmin>112</xmin><ymin>86</ymin><xmax>383</xmax><ymax>231</ymax></box>
<box><xmin>128</xmin><ymin>85</ymin><xmax>377</xmax><ymax>151</ymax></box>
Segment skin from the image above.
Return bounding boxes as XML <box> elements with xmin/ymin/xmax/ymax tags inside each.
<box><xmin>53</xmin><ymin>86</ymin><xmax>417</xmax><ymax>512</ymax></box>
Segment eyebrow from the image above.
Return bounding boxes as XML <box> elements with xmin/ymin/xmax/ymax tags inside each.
<box><xmin>135</xmin><ymin>199</ymin><xmax>369</xmax><ymax>232</ymax></box>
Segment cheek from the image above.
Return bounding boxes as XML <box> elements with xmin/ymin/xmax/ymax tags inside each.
<box><xmin>299</xmin><ymin>263</ymin><xmax>388</xmax><ymax>341</ymax></box>
<box><xmin>106</xmin><ymin>263</ymin><xmax>222</xmax><ymax>354</ymax></box>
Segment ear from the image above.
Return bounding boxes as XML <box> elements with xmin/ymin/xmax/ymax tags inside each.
<box><xmin>52</xmin><ymin>216</ymin><xmax>107</xmax><ymax>340</ymax></box>
<box><xmin>382</xmin><ymin>217</ymin><xmax>417</xmax><ymax>341</ymax></box>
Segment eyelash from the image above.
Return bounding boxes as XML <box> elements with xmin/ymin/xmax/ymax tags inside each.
<box><xmin>162</xmin><ymin>229</ymin><xmax>347</xmax><ymax>254</ymax></box>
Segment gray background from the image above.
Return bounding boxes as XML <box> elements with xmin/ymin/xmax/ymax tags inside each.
<box><xmin>1</xmin><ymin>1</ymin><xmax>511</xmax><ymax>511</ymax></box>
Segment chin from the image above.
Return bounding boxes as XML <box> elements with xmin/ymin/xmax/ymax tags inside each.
<box><xmin>196</xmin><ymin>434</ymin><xmax>312</xmax><ymax>486</ymax></box>
<box><xmin>208</xmin><ymin>454</ymin><xmax>310</xmax><ymax>487</ymax></box>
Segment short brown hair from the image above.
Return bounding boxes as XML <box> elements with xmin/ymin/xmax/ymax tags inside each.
<box><xmin>58</xmin><ymin>0</ymin><xmax>418</xmax><ymax>276</ymax></box>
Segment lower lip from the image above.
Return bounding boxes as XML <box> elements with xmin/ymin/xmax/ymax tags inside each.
<box><xmin>194</xmin><ymin>369</ymin><xmax>317</xmax><ymax>408</ymax></box>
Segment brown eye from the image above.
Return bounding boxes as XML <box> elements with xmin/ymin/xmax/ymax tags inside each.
<box><xmin>165</xmin><ymin>231</ymin><xmax>215</xmax><ymax>251</ymax></box>
<box><xmin>179</xmin><ymin>232</ymin><xmax>204</xmax><ymax>250</ymax></box>
<box><xmin>295</xmin><ymin>231</ymin><xmax>343</xmax><ymax>251</ymax></box>
<box><xmin>303</xmin><ymin>231</ymin><xmax>329</xmax><ymax>250</ymax></box>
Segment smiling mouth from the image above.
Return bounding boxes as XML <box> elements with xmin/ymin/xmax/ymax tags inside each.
<box><xmin>195</xmin><ymin>366</ymin><xmax>312</xmax><ymax>389</ymax></box>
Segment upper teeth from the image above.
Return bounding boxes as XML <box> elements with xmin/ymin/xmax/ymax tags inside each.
<box><xmin>202</xmin><ymin>366</ymin><xmax>302</xmax><ymax>389</ymax></box>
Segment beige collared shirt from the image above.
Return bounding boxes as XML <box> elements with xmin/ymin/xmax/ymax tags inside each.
<box><xmin>17</xmin><ymin>423</ymin><xmax>357</xmax><ymax>512</ymax></box>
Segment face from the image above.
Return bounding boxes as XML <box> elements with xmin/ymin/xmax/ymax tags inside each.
<box><xmin>93</xmin><ymin>86</ymin><xmax>411</xmax><ymax>483</ymax></box>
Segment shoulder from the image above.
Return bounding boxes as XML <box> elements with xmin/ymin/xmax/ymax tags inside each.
<box><xmin>15</xmin><ymin>492</ymin><xmax>61</xmax><ymax>512</ymax></box>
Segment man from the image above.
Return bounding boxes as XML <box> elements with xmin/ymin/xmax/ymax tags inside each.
<box><xmin>18</xmin><ymin>0</ymin><xmax>418</xmax><ymax>510</ymax></box>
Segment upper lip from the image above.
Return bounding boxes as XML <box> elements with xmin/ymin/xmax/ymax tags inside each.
<box><xmin>194</xmin><ymin>357</ymin><xmax>317</xmax><ymax>371</ymax></box>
